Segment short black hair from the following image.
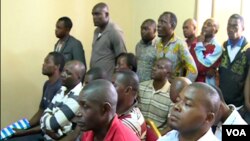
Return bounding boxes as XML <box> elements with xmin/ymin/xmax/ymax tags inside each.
<box><xmin>116</xmin><ymin>53</ymin><xmax>137</xmax><ymax>72</ymax></box>
<box><xmin>142</xmin><ymin>19</ymin><xmax>156</xmax><ymax>31</ymax></box>
<box><xmin>48</xmin><ymin>52</ymin><xmax>65</xmax><ymax>72</ymax></box>
<box><xmin>161</xmin><ymin>11</ymin><xmax>177</xmax><ymax>29</ymax></box>
<box><xmin>58</xmin><ymin>16</ymin><xmax>73</xmax><ymax>29</ymax></box>
<box><xmin>229</xmin><ymin>14</ymin><xmax>244</xmax><ymax>28</ymax></box>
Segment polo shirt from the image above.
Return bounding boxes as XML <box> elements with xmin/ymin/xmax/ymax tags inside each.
<box><xmin>90</xmin><ymin>22</ymin><xmax>127</xmax><ymax>80</ymax></box>
<box><xmin>138</xmin><ymin>80</ymin><xmax>173</xmax><ymax>130</ymax></box>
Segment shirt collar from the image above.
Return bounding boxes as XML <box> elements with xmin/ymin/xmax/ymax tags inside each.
<box><xmin>160</xmin><ymin>33</ymin><xmax>178</xmax><ymax>46</ymax></box>
<box><xmin>150</xmin><ymin>80</ymin><xmax>170</xmax><ymax>93</ymax></box>
<box><xmin>198</xmin><ymin>128</ymin><xmax>218</xmax><ymax>141</ymax></box>
<box><xmin>118</xmin><ymin>100</ymin><xmax>138</xmax><ymax>116</ymax></box>
<box><xmin>139</xmin><ymin>37</ymin><xmax>157</xmax><ymax>46</ymax></box>
<box><xmin>61</xmin><ymin>82</ymin><xmax>83</xmax><ymax>95</ymax></box>
<box><xmin>227</xmin><ymin>36</ymin><xmax>244</xmax><ymax>48</ymax></box>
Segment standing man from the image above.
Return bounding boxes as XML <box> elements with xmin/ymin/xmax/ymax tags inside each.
<box><xmin>182</xmin><ymin>18</ymin><xmax>198</xmax><ymax>49</ymax></box>
<box><xmin>190</xmin><ymin>18</ymin><xmax>222</xmax><ymax>86</ymax></box>
<box><xmin>156</xmin><ymin>11</ymin><xmax>198</xmax><ymax>82</ymax></box>
<box><xmin>219</xmin><ymin>14</ymin><xmax>250</xmax><ymax>123</ymax></box>
<box><xmin>136</xmin><ymin>19</ymin><xmax>157</xmax><ymax>82</ymax></box>
<box><xmin>55</xmin><ymin>16</ymin><xmax>86</xmax><ymax>68</ymax></box>
<box><xmin>90</xmin><ymin>2</ymin><xmax>127</xmax><ymax>80</ymax></box>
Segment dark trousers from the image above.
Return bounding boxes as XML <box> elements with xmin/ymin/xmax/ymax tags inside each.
<box><xmin>7</xmin><ymin>133</ymin><xmax>44</xmax><ymax>141</ymax></box>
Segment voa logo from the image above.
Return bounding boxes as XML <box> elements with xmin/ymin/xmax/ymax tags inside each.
<box><xmin>226</xmin><ymin>129</ymin><xmax>246</xmax><ymax>136</ymax></box>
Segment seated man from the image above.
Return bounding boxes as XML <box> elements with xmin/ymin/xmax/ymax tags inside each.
<box><xmin>112</xmin><ymin>70</ymin><xmax>147</xmax><ymax>140</ymax></box>
<box><xmin>138</xmin><ymin>58</ymin><xmax>173</xmax><ymax>132</ymax></box>
<box><xmin>40</xmin><ymin>60</ymin><xmax>85</xmax><ymax>140</ymax></box>
<box><xmin>7</xmin><ymin>52</ymin><xmax>65</xmax><ymax>141</ymax></box>
<box><xmin>169</xmin><ymin>77</ymin><xmax>192</xmax><ymax>103</ymax></box>
<box><xmin>76</xmin><ymin>79</ymin><xmax>140</xmax><ymax>141</ymax></box>
<box><xmin>158</xmin><ymin>82</ymin><xmax>220</xmax><ymax>141</ymax></box>
<box><xmin>213</xmin><ymin>86</ymin><xmax>247</xmax><ymax>141</ymax></box>
<box><xmin>160</xmin><ymin>77</ymin><xmax>192</xmax><ymax>136</ymax></box>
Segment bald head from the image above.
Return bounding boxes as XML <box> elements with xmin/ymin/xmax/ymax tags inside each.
<box><xmin>187</xmin><ymin>82</ymin><xmax>220</xmax><ymax>113</ymax></box>
<box><xmin>93</xmin><ymin>2</ymin><xmax>109</xmax><ymax>13</ymax></box>
<box><xmin>85</xmin><ymin>67</ymin><xmax>107</xmax><ymax>84</ymax></box>
<box><xmin>169</xmin><ymin>82</ymin><xmax>221</xmax><ymax>134</ymax></box>
<box><xmin>202</xmin><ymin>18</ymin><xmax>219</xmax><ymax>37</ymax></box>
<box><xmin>183</xmin><ymin>18</ymin><xmax>197</xmax><ymax>39</ymax></box>
<box><xmin>92</xmin><ymin>2</ymin><xmax>109</xmax><ymax>28</ymax></box>
<box><xmin>61</xmin><ymin>60</ymin><xmax>85</xmax><ymax>88</ymax></box>
<box><xmin>67</xmin><ymin>60</ymin><xmax>85</xmax><ymax>80</ymax></box>
<box><xmin>183</xmin><ymin>18</ymin><xmax>197</xmax><ymax>28</ymax></box>
<box><xmin>80</xmin><ymin>79</ymin><xmax>118</xmax><ymax>114</ymax></box>
<box><xmin>170</xmin><ymin>77</ymin><xmax>192</xmax><ymax>103</ymax></box>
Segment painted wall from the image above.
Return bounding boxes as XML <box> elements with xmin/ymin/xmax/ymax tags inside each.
<box><xmin>2</xmin><ymin>0</ymin><xmax>249</xmax><ymax>128</ymax></box>
<box><xmin>1</xmin><ymin>0</ymin><xmax>196</xmax><ymax>128</ymax></box>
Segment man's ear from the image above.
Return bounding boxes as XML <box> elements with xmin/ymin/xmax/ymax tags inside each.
<box><xmin>102</xmin><ymin>102</ymin><xmax>112</xmax><ymax>115</ymax></box>
<box><xmin>206</xmin><ymin>112</ymin><xmax>215</xmax><ymax>124</ymax></box>
<box><xmin>54</xmin><ymin>65</ymin><xmax>60</xmax><ymax>71</ymax></box>
<box><xmin>125</xmin><ymin>86</ymin><xmax>132</xmax><ymax>94</ymax></box>
<box><xmin>105</xmin><ymin>12</ymin><xmax>109</xmax><ymax>18</ymax></box>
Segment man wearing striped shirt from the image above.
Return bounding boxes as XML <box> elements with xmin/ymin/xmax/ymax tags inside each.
<box><xmin>138</xmin><ymin>58</ymin><xmax>173</xmax><ymax>132</ymax></box>
<box><xmin>40</xmin><ymin>60</ymin><xmax>85</xmax><ymax>140</ymax></box>
<box><xmin>112</xmin><ymin>70</ymin><xmax>147</xmax><ymax>140</ymax></box>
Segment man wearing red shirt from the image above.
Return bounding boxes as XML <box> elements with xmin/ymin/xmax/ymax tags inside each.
<box><xmin>76</xmin><ymin>79</ymin><xmax>140</xmax><ymax>141</ymax></box>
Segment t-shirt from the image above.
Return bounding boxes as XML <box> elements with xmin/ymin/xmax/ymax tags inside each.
<box><xmin>81</xmin><ymin>115</ymin><xmax>140</xmax><ymax>141</ymax></box>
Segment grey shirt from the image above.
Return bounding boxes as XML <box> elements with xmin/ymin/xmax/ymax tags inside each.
<box><xmin>90</xmin><ymin>22</ymin><xmax>127</xmax><ymax>79</ymax></box>
<box><xmin>136</xmin><ymin>38</ymin><xmax>157</xmax><ymax>82</ymax></box>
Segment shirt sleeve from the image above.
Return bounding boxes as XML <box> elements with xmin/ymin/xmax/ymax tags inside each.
<box><xmin>72</xmin><ymin>41</ymin><xmax>87</xmax><ymax>70</ymax></box>
<box><xmin>194</xmin><ymin>42</ymin><xmax>223</xmax><ymax>67</ymax></box>
<box><xmin>40</xmin><ymin>93</ymin><xmax>79</xmax><ymax>131</ymax></box>
<box><xmin>179</xmin><ymin>42</ymin><xmax>198</xmax><ymax>82</ymax></box>
<box><xmin>110</xmin><ymin>29</ymin><xmax>127</xmax><ymax>57</ymax></box>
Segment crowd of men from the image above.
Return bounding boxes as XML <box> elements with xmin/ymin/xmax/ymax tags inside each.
<box><xmin>4</xmin><ymin>2</ymin><xmax>250</xmax><ymax>141</ymax></box>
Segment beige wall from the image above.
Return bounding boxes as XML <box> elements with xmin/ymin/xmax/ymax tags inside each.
<box><xmin>2</xmin><ymin>0</ymin><xmax>248</xmax><ymax>128</ymax></box>
<box><xmin>1</xmin><ymin>0</ymin><xmax>196</xmax><ymax>128</ymax></box>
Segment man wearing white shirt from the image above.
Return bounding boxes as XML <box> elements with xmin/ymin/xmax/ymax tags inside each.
<box><xmin>40</xmin><ymin>60</ymin><xmax>85</xmax><ymax>140</ymax></box>
<box><xmin>158</xmin><ymin>83</ymin><xmax>220</xmax><ymax>141</ymax></box>
<box><xmin>212</xmin><ymin>86</ymin><xmax>247</xmax><ymax>141</ymax></box>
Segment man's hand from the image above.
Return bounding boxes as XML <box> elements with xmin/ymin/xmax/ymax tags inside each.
<box><xmin>45</xmin><ymin>129</ymin><xmax>62</xmax><ymax>140</ymax></box>
<box><xmin>12</xmin><ymin>129</ymin><xmax>27</xmax><ymax>137</ymax></box>
<box><xmin>206</xmin><ymin>68</ymin><xmax>216</xmax><ymax>78</ymax></box>
<box><xmin>197</xmin><ymin>32</ymin><xmax>206</xmax><ymax>43</ymax></box>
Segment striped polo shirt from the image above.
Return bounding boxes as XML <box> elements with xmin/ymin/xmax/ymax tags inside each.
<box><xmin>138</xmin><ymin>80</ymin><xmax>173</xmax><ymax>130</ymax></box>
<box><xmin>119</xmin><ymin>101</ymin><xmax>147</xmax><ymax>140</ymax></box>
